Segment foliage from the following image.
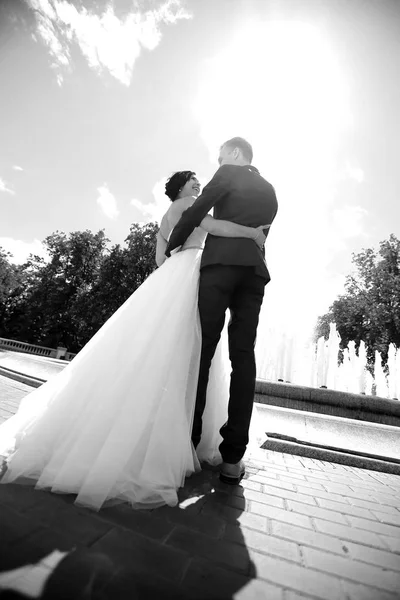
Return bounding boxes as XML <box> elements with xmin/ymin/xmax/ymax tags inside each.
<box><xmin>1</xmin><ymin>223</ymin><xmax>158</xmax><ymax>352</ymax></box>
<box><xmin>315</xmin><ymin>234</ymin><xmax>400</xmax><ymax>365</ymax></box>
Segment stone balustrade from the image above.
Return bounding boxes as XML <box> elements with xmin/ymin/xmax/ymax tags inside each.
<box><xmin>0</xmin><ymin>337</ymin><xmax>76</xmax><ymax>361</ymax></box>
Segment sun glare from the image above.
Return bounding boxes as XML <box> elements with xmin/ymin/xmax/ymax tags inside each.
<box><xmin>194</xmin><ymin>20</ymin><xmax>354</xmax><ymax>337</ymax></box>
<box><xmin>195</xmin><ymin>20</ymin><xmax>350</xmax><ymax>182</ymax></box>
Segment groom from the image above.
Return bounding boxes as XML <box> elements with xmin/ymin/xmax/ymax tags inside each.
<box><xmin>166</xmin><ymin>137</ymin><xmax>278</xmax><ymax>484</ymax></box>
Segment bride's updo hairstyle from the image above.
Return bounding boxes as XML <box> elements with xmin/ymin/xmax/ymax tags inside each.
<box><xmin>165</xmin><ymin>170</ymin><xmax>196</xmax><ymax>202</ymax></box>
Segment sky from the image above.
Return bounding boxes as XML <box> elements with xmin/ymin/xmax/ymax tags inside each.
<box><xmin>1</xmin><ymin>0</ymin><xmax>400</xmax><ymax>341</ymax></box>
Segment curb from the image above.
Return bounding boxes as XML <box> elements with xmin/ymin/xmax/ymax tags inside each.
<box><xmin>0</xmin><ymin>366</ymin><xmax>45</xmax><ymax>388</ymax></box>
<box><xmin>255</xmin><ymin>380</ymin><xmax>400</xmax><ymax>427</ymax></box>
<box><xmin>262</xmin><ymin>435</ymin><xmax>400</xmax><ymax>475</ymax></box>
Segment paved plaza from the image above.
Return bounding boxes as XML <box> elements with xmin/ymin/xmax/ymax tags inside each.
<box><xmin>1</xmin><ymin>375</ymin><xmax>400</xmax><ymax>599</ymax></box>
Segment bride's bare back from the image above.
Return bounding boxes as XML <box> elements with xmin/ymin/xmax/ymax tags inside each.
<box><xmin>156</xmin><ymin>196</ymin><xmax>206</xmax><ymax>266</ymax></box>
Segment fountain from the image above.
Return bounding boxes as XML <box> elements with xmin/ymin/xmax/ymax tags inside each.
<box><xmin>256</xmin><ymin>322</ymin><xmax>400</xmax><ymax>400</ymax></box>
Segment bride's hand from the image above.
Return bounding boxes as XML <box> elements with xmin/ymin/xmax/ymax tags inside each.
<box><xmin>253</xmin><ymin>224</ymin><xmax>270</xmax><ymax>249</ymax></box>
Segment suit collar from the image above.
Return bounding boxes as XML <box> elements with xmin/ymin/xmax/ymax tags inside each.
<box><xmin>245</xmin><ymin>165</ymin><xmax>260</xmax><ymax>175</ymax></box>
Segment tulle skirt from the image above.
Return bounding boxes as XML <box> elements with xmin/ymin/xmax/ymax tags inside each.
<box><xmin>0</xmin><ymin>249</ymin><xmax>231</xmax><ymax>510</ymax></box>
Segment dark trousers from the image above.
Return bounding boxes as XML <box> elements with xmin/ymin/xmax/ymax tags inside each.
<box><xmin>192</xmin><ymin>265</ymin><xmax>266</xmax><ymax>464</ymax></box>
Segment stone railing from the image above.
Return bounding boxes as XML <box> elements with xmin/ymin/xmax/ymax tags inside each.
<box><xmin>0</xmin><ymin>337</ymin><xmax>77</xmax><ymax>361</ymax></box>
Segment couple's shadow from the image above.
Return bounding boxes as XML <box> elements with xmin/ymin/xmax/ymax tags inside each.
<box><xmin>164</xmin><ymin>461</ymin><xmax>258</xmax><ymax>598</ymax></box>
<box><xmin>0</xmin><ymin>464</ymin><xmax>257</xmax><ymax>600</ymax></box>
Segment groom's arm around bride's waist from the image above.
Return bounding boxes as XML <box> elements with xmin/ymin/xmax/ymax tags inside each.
<box><xmin>165</xmin><ymin>166</ymin><xmax>231</xmax><ymax>256</ymax></box>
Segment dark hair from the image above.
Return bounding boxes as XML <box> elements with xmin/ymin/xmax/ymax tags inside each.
<box><xmin>165</xmin><ymin>170</ymin><xmax>196</xmax><ymax>202</ymax></box>
<box><xmin>222</xmin><ymin>137</ymin><xmax>253</xmax><ymax>163</ymax></box>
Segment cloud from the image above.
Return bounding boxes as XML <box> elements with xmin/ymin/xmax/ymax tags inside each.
<box><xmin>131</xmin><ymin>171</ymin><xmax>211</xmax><ymax>224</ymax></box>
<box><xmin>333</xmin><ymin>205</ymin><xmax>368</xmax><ymax>240</ymax></box>
<box><xmin>0</xmin><ymin>237</ymin><xmax>49</xmax><ymax>264</ymax></box>
<box><xmin>27</xmin><ymin>0</ymin><xmax>192</xmax><ymax>86</ymax></box>
<box><xmin>345</xmin><ymin>161</ymin><xmax>365</xmax><ymax>183</ymax></box>
<box><xmin>96</xmin><ymin>184</ymin><xmax>119</xmax><ymax>220</ymax></box>
<box><xmin>0</xmin><ymin>177</ymin><xmax>15</xmax><ymax>195</ymax></box>
<box><xmin>12</xmin><ymin>165</ymin><xmax>23</xmax><ymax>172</ymax></box>
<box><xmin>130</xmin><ymin>178</ymin><xmax>169</xmax><ymax>224</ymax></box>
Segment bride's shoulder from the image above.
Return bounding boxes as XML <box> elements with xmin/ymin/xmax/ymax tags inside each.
<box><xmin>180</xmin><ymin>195</ymin><xmax>197</xmax><ymax>207</ymax></box>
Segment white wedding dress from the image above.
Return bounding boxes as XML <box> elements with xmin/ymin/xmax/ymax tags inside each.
<box><xmin>0</xmin><ymin>228</ymin><xmax>232</xmax><ymax>511</ymax></box>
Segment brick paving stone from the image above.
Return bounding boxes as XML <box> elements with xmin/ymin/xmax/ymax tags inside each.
<box><xmin>33</xmin><ymin>548</ymin><xmax>115</xmax><ymax>600</ymax></box>
<box><xmin>366</xmin><ymin>471</ymin><xmax>400</xmax><ymax>482</ymax></box>
<box><xmin>286</xmin><ymin>500</ymin><xmax>349</xmax><ymax>525</ymax></box>
<box><xmin>308</xmin><ymin>472</ymin><xmax>362</xmax><ymax>485</ymax></box>
<box><xmin>279</xmin><ymin>475</ymin><xmax>325</xmax><ymax>490</ymax></box>
<box><xmin>3</xmin><ymin>527</ymin><xmax>79</xmax><ymax>570</ymax></box>
<box><xmin>348</xmin><ymin>481</ymin><xmax>400</xmax><ymax>495</ymax></box>
<box><xmin>371</xmin><ymin>509</ymin><xmax>400</xmax><ymax>526</ymax></box>
<box><xmin>343</xmin><ymin>540</ymin><xmax>400</xmax><ymax>571</ymax></box>
<box><xmin>240</xmin><ymin>478</ymin><xmax>264</xmax><ymax>492</ymax></box>
<box><xmin>249</xmin><ymin>550</ymin><xmax>343</xmax><ymax>600</ymax></box>
<box><xmin>0</xmin><ymin>504</ymin><xmax>42</xmax><ymax>547</ymax></box>
<box><xmin>269</xmin><ymin>520</ymin><xmax>347</xmax><ymax>556</ymax></box>
<box><xmin>316</xmin><ymin>497</ymin><xmax>378</xmax><ymax>520</ymax></box>
<box><xmin>369</xmin><ymin>494</ymin><xmax>400</xmax><ymax>510</ymax></box>
<box><xmin>206</xmin><ymin>489</ymin><xmax>250</xmax><ymax>511</ymax></box>
<box><xmin>348</xmin><ymin>496</ymin><xmax>400</xmax><ymax>515</ymax></box>
<box><xmin>380</xmin><ymin>535</ymin><xmax>400</xmax><ymax>553</ymax></box>
<box><xmin>166</xmin><ymin>525</ymin><xmax>250</xmax><ymax>574</ymax></box>
<box><xmin>272</xmin><ymin>462</ymin><xmax>311</xmax><ymax>474</ymax></box>
<box><xmin>245</xmin><ymin>466</ymin><xmax>259</xmax><ymax>475</ymax></box>
<box><xmin>276</xmin><ymin>471</ymin><xmax>307</xmax><ymax>483</ymax></box>
<box><xmin>249</xmin><ymin>501</ymin><xmax>313</xmax><ymax>529</ymax></box>
<box><xmin>223</xmin><ymin>523</ymin><xmax>301</xmax><ymax>563</ymax></box>
<box><xmin>285</xmin><ymin>591</ymin><xmax>321</xmax><ymax>600</ymax></box>
<box><xmin>255</xmin><ymin>482</ymin><xmax>319</xmax><ymax>506</ymax></box>
<box><xmin>98</xmin><ymin>503</ymin><xmax>176</xmax><ymax>541</ymax></box>
<box><xmin>342</xmin><ymin>580</ymin><xmax>400</xmax><ymax>600</ymax></box>
<box><xmin>246</xmin><ymin>467</ymin><xmax>279</xmax><ymax>481</ymax></box>
<box><xmin>321</xmin><ymin>482</ymin><xmax>375</xmax><ymax>501</ymax></box>
<box><xmin>302</xmin><ymin>546</ymin><xmax>400</xmax><ymax>594</ymax></box>
<box><xmin>252</xmin><ymin>475</ymin><xmax>297</xmax><ymax>492</ymax></box>
<box><xmin>91</xmin><ymin>527</ymin><xmax>189</xmax><ymax>584</ymax></box>
<box><xmin>101</xmin><ymin>565</ymin><xmax>193</xmax><ymax>600</ymax></box>
<box><xmin>295</xmin><ymin>464</ymin><xmax>347</xmax><ymax>478</ymax></box>
<box><xmin>313</xmin><ymin>519</ymin><xmax>390</xmax><ymax>549</ymax></box>
<box><xmin>242</xmin><ymin>488</ymin><xmax>286</xmax><ymax>509</ymax></box>
<box><xmin>154</xmin><ymin>504</ymin><xmax>227</xmax><ymax>539</ymax></box>
<box><xmin>348</xmin><ymin>515</ymin><xmax>400</xmax><ymax>538</ymax></box>
<box><xmin>249</xmin><ymin>473</ymin><xmax>294</xmax><ymax>489</ymax></box>
<box><xmin>260</xmin><ymin>463</ymin><xmax>293</xmax><ymax>475</ymax></box>
<box><xmin>200</xmin><ymin>497</ymin><xmax>268</xmax><ymax>532</ymax></box>
<box><xmin>233</xmin><ymin>577</ymin><xmax>285</xmax><ymax>600</ymax></box>
<box><xmin>24</xmin><ymin>504</ymin><xmax>112</xmax><ymax>545</ymax></box>
<box><xmin>295</xmin><ymin>485</ymin><xmax>352</xmax><ymax>505</ymax></box>
<box><xmin>182</xmin><ymin>556</ymin><xmax>284</xmax><ymax>600</ymax></box>
<box><xmin>248</xmin><ymin>478</ymin><xmax>316</xmax><ymax>506</ymax></box>
<box><xmin>319</xmin><ymin>461</ymin><xmax>353</xmax><ymax>474</ymax></box>
<box><xmin>0</xmin><ymin>483</ymin><xmax>51</xmax><ymax>513</ymax></box>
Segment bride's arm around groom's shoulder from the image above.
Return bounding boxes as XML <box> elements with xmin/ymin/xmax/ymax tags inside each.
<box><xmin>165</xmin><ymin>166</ymin><xmax>231</xmax><ymax>257</ymax></box>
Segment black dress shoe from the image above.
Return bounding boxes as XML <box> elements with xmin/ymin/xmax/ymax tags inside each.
<box><xmin>219</xmin><ymin>460</ymin><xmax>245</xmax><ymax>485</ymax></box>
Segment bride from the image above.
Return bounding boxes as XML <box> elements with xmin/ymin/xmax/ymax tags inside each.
<box><xmin>0</xmin><ymin>170</ymin><xmax>266</xmax><ymax>511</ymax></box>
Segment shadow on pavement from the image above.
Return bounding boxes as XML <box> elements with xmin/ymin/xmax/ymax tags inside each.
<box><xmin>0</xmin><ymin>465</ymin><xmax>257</xmax><ymax>599</ymax></box>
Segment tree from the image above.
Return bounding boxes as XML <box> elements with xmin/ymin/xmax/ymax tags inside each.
<box><xmin>0</xmin><ymin>247</ymin><xmax>24</xmax><ymax>332</ymax></box>
<box><xmin>3</xmin><ymin>230</ymin><xmax>109</xmax><ymax>351</ymax></box>
<box><xmin>315</xmin><ymin>234</ymin><xmax>400</xmax><ymax>365</ymax></box>
<box><xmin>70</xmin><ymin>223</ymin><xmax>158</xmax><ymax>347</ymax></box>
<box><xmin>2</xmin><ymin>223</ymin><xmax>159</xmax><ymax>353</ymax></box>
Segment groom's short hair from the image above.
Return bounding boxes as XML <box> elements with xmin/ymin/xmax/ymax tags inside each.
<box><xmin>222</xmin><ymin>137</ymin><xmax>253</xmax><ymax>163</ymax></box>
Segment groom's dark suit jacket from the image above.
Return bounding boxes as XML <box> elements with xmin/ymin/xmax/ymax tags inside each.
<box><xmin>165</xmin><ymin>164</ymin><xmax>278</xmax><ymax>282</ymax></box>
